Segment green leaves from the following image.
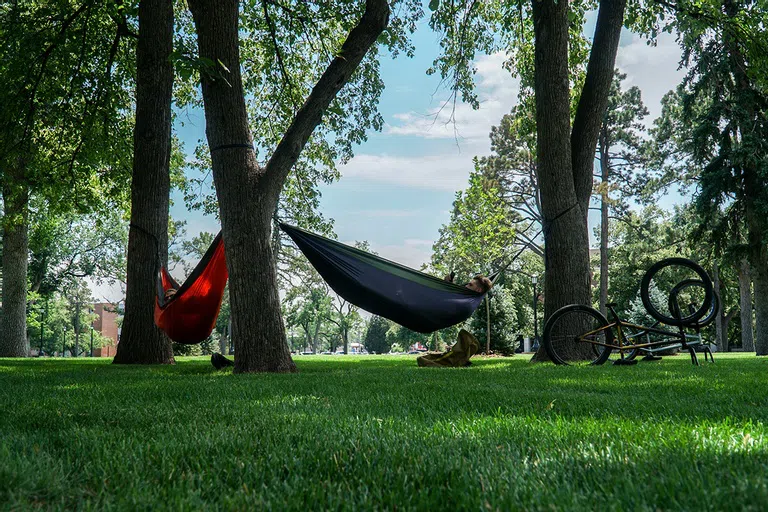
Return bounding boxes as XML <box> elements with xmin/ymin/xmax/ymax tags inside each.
<box><xmin>428</xmin><ymin>0</ymin><xmax>440</xmax><ymax>11</ymax></box>
<box><xmin>430</xmin><ymin>172</ymin><xmax>520</xmax><ymax>282</ymax></box>
<box><xmin>169</xmin><ymin>52</ymin><xmax>231</xmax><ymax>86</ymax></box>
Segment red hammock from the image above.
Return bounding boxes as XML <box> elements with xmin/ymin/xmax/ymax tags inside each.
<box><xmin>154</xmin><ymin>232</ymin><xmax>228</xmax><ymax>344</ymax></box>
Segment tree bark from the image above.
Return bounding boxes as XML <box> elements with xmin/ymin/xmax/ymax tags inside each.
<box><xmin>113</xmin><ymin>0</ymin><xmax>175</xmax><ymax>365</ymax></box>
<box><xmin>530</xmin><ymin>0</ymin><xmax>627</xmax><ymax>362</ymax></box>
<box><xmin>752</xmin><ymin>248</ymin><xmax>768</xmax><ymax>356</ymax></box>
<box><xmin>187</xmin><ymin>0</ymin><xmax>388</xmax><ymax>372</ymax></box>
<box><xmin>713</xmin><ymin>262</ymin><xmax>725</xmax><ymax>351</ymax></box>
<box><xmin>0</xmin><ymin>180</ymin><xmax>30</xmax><ymax>357</ymax></box>
<box><xmin>738</xmin><ymin>259</ymin><xmax>754</xmax><ymax>352</ymax></box>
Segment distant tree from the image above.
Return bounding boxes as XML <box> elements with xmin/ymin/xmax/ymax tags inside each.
<box><xmin>468</xmin><ymin>286</ymin><xmax>518</xmax><ymax>355</ymax></box>
<box><xmin>0</xmin><ymin>1</ymin><xmax>134</xmax><ymax>357</ymax></box>
<box><xmin>475</xmin><ymin>108</ymin><xmax>543</xmax><ymax>259</ymax></box>
<box><xmin>386</xmin><ymin>325</ymin><xmax>430</xmax><ymax>352</ymax></box>
<box><xmin>596</xmin><ymin>71</ymin><xmax>649</xmax><ymax>317</ymax></box>
<box><xmin>430</xmin><ymin>172</ymin><xmax>519</xmax><ymax>354</ymax></box>
<box><xmin>364</xmin><ymin>316</ymin><xmax>391</xmax><ymax>354</ymax></box>
<box><xmin>645</xmin><ymin>0</ymin><xmax>768</xmax><ymax>354</ymax></box>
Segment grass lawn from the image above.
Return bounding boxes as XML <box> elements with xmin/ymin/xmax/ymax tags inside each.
<box><xmin>1</xmin><ymin>353</ymin><xmax>768</xmax><ymax>510</ymax></box>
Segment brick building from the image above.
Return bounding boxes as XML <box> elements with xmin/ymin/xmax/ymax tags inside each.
<box><xmin>93</xmin><ymin>303</ymin><xmax>119</xmax><ymax>357</ymax></box>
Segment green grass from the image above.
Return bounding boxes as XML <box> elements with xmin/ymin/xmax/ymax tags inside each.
<box><xmin>1</xmin><ymin>354</ymin><xmax>768</xmax><ymax>510</ymax></box>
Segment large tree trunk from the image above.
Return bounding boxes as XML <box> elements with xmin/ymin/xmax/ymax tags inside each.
<box><xmin>530</xmin><ymin>0</ymin><xmax>627</xmax><ymax>362</ymax></box>
<box><xmin>187</xmin><ymin>0</ymin><xmax>389</xmax><ymax>372</ymax></box>
<box><xmin>0</xmin><ymin>181</ymin><xmax>30</xmax><ymax>357</ymax></box>
<box><xmin>114</xmin><ymin>0</ymin><xmax>175</xmax><ymax>365</ymax></box>
<box><xmin>738</xmin><ymin>259</ymin><xmax>754</xmax><ymax>352</ymax></box>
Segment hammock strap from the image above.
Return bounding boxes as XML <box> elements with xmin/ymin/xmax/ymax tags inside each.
<box><xmin>129</xmin><ymin>222</ymin><xmax>163</xmax><ymax>267</ymax></box>
<box><xmin>543</xmin><ymin>203</ymin><xmax>579</xmax><ymax>238</ymax></box>
<box><xmin>210</xmin><ymin>143</ymin><xmax>254</xmax><ymax>152</ymax></box>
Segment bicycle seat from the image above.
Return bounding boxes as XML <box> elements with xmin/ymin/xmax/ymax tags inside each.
<box><xmin>606</xmin><ymin>302</ymin><xmax>618</xmax><ymax>308</ymax></box>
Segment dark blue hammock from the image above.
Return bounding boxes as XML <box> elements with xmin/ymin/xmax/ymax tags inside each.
<box><xmin>280</xmin><ymin>223</ymin><xmax>500</xmax><ymax>333</ymax></box>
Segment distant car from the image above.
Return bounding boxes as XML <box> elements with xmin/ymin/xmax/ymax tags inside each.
<box><xmin>301</xmin><ymin>351</ymin><xmax>314</xmax><ymax>355</ymax></box>
<box><xmin>320</xmin><ymin>351</ymin><xmax>331</xmax><ymax>355</ymax></box>
<box><xmin>407</xmin><ymin>350</ymin><xmax>421</xmax><ymax>355</ymax></box>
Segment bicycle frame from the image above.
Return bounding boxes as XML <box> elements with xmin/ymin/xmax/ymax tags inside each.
<box><xmin>575</xmin><ymin>304</ymin><xmax>713</xmax><ymax>365</ymax></box>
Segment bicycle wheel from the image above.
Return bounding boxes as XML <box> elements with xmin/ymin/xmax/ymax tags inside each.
<box><xmin>543</xmin><ymin>305</ymin><xmax>614</xmax><ymax>365</ymax></box>
<box><xmin>640</xmin><ymin>258</ymin><xmax>714</xmax><ymax>327</ymax></box>
<box><xmin>668</xmin><ymin>279</ymin><xmax>719</xmax><ymax>329</ymax></box>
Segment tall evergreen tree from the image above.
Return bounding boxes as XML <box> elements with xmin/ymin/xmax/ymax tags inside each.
<box><xmin>596</xmin><ymin>71</ymin><xmax>648</xmax><ymax>316</ymax></box>
<box><xmin>364</xmin><ymin>316</ymin><xmax>391</xmax><ymax>355</ymax></box>
<box><xmin>647</xmin><ymin>0</ymin><xmax>768</xmax><ymax>354</ymax></box>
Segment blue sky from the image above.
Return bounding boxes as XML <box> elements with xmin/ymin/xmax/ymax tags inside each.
<box><xmin>92</xmin><ymin>10</ymin><xmax>691</xmax><ymax>302</ymax></box>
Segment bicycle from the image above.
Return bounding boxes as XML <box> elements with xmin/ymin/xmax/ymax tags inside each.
<box><xmin>542</xmin><ymin>258</ymin><xmax>718</xmax><ymax>366</ymax></box>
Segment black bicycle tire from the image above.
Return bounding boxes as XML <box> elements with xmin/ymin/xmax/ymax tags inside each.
<box><xmin>543</xmin><ymin>304</ymin><xmax>614</xmax><ymax>366</ymax></box>
<box><xmin>640</xmin><ymin>258</ymin><xmax>714</xmax><ymax>327</ymax></box>
<box><xmin>668</xmin><ymin>279</ymin><xmax>719</xmax><ymax>329</ymax></box>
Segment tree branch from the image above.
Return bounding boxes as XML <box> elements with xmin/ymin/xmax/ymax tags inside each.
<box><xmin>263</xmin><ymin>0</ymin><xmax>389</xmax><ymax>201</ymax></box>
<box><xmin>571</xmin><ymin>0</ymin><xmax>628</xmax><ymax>206</ymax></box>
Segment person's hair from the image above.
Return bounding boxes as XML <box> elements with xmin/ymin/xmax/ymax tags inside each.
<box><xmin>472</xmin><ymin>275</ymin><xmax>493</xmax><ymax>293</ymax></box>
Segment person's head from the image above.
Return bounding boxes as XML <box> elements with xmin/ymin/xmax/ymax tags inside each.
<box><xmin>466</xmin><ymin>275</ymin><xmax>492</xmax><ymax>294</ymax></box>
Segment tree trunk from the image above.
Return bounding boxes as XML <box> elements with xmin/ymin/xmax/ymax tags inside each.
<box><xmin>0</xmin><ymin>181</ymin><xmax>30</xmax><ymax>357</ymax></box>
<box><xmin>114</xmin><ymin>0</ymin><xmax>175</xmax><ymax>365</ymax></box>
<box><xmin>530</xmin><ymin>0</ymin><xmax>587</xmax><ymax>362</ymax></box>
<box><xmin>343</xmin><ymin>326</ymin><xmax>349</xmax><ymax>355</ymax></box>
<box><xmin>530</xmin><ymin>0</ymin><xmax>627</xmax><ymax>362</ymax></box>
<box><xmin>304</xmin><ymin>326</ymin><xmax>312</xmax><ymax>353</ymax></box>
<box><xmin>599</xmin><ymin>130</ymin><xmax>609</xmax><ymax>318</ymax></box>
<box><xmin>752</xmin><ymin>250</ymin><xmax>768</xmax><ymax>356</ymax></box>
<box><xmin>738</xmin><ymin>259</ymin><xmax>754</xmax><ymax>352</ymax></box>
<box><xmin>746</xmin><ymin>184</ymin><xmax>767</xmax><ymax>355</ymax></box>
<box><xmin>713</xmin><ymin>262</ymin><xmax>725</xmax><ymax>351</ymax></box>
<box><xmin>74</xmin><ymin>298</ymin><xmax>81</xmax><ymax>357</ymax></box>
<box><xmin>187</xmin><ymin>0</ymin><xmax>388</xmax><ymax>372</ymax></box>
<box><xmin>311</xmin><ymin>319</ymin><xmax>321</xmax><ymax>353</ymax></box>
<box><xmin>485</xmin><ymin>296</ymin><xmax>491</xmax><ymax>354</ymax></box>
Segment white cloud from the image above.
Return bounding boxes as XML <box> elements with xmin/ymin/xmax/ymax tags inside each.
<box><xmin>403</xmin><ymin>238</ymin><xmax>434</xmax><ymax>247</ymax></box>
<box><xmin>339</xmin><ymin>151</ymin><xmax>485</xmax><ymax>191</ymax></box>
<box><xmin>616</xmin><ymin>31</ymin><xmax>686</xmax><ymax>124</ymax></box>
<box><xmin>384</xmin><ymin>52</ymin><xmax>520</xmax><ymax>143</ymax></box>
<box><xmin>369</xmin><ymin>242</ymin><xmax>434</xmax><ymax>271</ymax></box>
<box><xmin>352</xmin><ymin>209</ymin><xmax>421</xmax><ymax>218</ymax></box>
